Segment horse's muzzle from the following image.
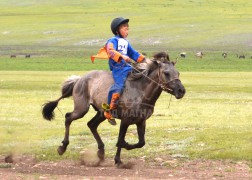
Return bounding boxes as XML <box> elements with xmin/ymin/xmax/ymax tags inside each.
<box><xmin>162</xmin><ymin>79</ymin><xmax>186</xmax><ymax>99</ymax></box>
<box><xmin>174</xmin><ymin>83</ymin><xmax>186</xmax><ymax>99</ymax></box>
<box><xmin>165</xmin><ymin>79</ymin><xmax>186</xmax><ymax>99</ymax></box>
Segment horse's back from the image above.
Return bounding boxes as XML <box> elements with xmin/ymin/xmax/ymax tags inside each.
<box><xmin>73</xmin><ymin>70</ymin><xmax>114</xmax><ymax>110</ymax></box>
<box><xmin>84</xmin><ymin>70</ymin><xmax>114</xmax><ymax>90</ymax></box>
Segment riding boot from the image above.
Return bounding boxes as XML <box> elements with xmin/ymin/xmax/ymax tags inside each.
<box><xmin>103</xmin><ymin>93</ymin><xmax>120</xmax><ymax>125</ymax></box>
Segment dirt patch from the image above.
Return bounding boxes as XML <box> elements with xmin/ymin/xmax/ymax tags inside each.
<box><xmin>0</xmin><ymin>154</ymin><xmax>251</xmax><ymax>179</ymax></box>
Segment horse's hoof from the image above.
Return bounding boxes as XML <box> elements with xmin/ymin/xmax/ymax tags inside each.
<box><xmin>115</xmin><ymin>158</ymin><xmax>122</xmax><ymax>166</ymax></box>
<box><xmin>97</xmin><ymin>149</ymin><xmax>105</xmax><ymax>161</ymax></box>
<box><xmin>57</xmin><ymin>146</ymin><xmax>66</xmax><ymax>155</ymax></box>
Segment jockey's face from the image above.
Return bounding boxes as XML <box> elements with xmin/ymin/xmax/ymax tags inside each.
<box><xmin>118</xmin><ymin>23</ymin><xmax>129</xmax><ymax>38</ymax></box>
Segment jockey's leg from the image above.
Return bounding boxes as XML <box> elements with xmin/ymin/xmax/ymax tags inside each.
<box><xmin>104</xmin><ymin>69</ymin><xmax>129</xmax><ymax>125</ymax></box>
<box><xmin>104</xmin><ymin>92</ymin><xmax>120</xmax><ymax>125</ymax></box>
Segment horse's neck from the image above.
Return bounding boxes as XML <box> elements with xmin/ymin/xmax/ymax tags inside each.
<box><xmin>125</xmin><ymin>68</ymin><xmax>162</xmax><ymax>106</ymax></box>
<box><xmin>141</xmin><ymin>69</ymin><xmax>162</xmax><ymax>104</ymax></box>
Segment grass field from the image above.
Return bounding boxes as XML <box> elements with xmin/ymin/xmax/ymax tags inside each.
<box><xmin>0</xmin><ymin>53</ymin><xmax>252</xmax><ymax>71</ymax></box>
<box><xmin>0</xmin><ymin>0</ymin><xmax>251</xmax><ymax>56</ymax></box>
<box><xmin>0</xmin><ymin>69</ymin><xmax>251</xmax><ymax>162</ymax></box>
<box><xmin>0</xmin><ymin>0</ymin><xmax>251</xmax><ymax>167</ymax></box>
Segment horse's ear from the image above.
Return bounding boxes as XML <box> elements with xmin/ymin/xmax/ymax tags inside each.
<box><xmin>155</xmin><ymin>60</ymin><xmax>162</xmax><ymax>66</ymax></box>
<box><xmin>150</xmin><ymin>59</ymin><xmax>161</xmax><ymax>68</ymax></box>
<box><xmin>171</xmin><ymin>61</ymin><xmax>176</xmax><ymax>66</ymax></box>
<box><xmin>171</xmin><ymin>58</ymin><xmax>178</xmax><ymax>66</ymax></box>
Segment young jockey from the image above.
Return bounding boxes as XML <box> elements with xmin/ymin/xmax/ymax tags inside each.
<box><xmin>104</xmin><ymin>17</ymin><xmax>145</xmax><ymax>125</ymax></box>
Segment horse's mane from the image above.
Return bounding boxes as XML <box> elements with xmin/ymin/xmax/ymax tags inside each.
<box><xmin>153</xmin><ymin>51</ymin><xmax>170</xmax><ymax>62</ymax></box>
<box><xmin>128</xmin><ymin>52</ymin><xmax>170</xmax><ymax>81</ymax></box>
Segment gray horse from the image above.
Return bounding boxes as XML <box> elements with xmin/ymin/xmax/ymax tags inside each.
<box><xmin>42</xmin><ymin>52</ymin><xmax>186</xmax><ymax>167</ymax></box>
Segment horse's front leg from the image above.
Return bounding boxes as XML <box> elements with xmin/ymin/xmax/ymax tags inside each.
<box><xmin>122</xmin><ymin>120</ymin><xmax>146</xmax><ymax>150</ymax></box>
<box><xmin>115</xmin><ymin>122</ymin><xmax>129</xmax><ymax>166</ymax></box>
<box><xmin>135</xmin><ymin>120</ymin><xmax>146</xmax><ymax>148</ymax></box>
<box><xmin>115</xmin><ymin>147</ymin><xmax>122</xmax><ymax>165</ymax></box>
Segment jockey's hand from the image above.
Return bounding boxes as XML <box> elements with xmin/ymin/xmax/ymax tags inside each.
<box><xmin>141</xmin><ymin>58</ymin><xmax>146</xmax><ymax>63</ymax></box>
<box><xmin>121</xmin><ymin>55</ymin><xmax>131</xmax><ymax>62</ymax></box>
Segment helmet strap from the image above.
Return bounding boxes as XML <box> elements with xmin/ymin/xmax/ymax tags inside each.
<box><xmin>116</xmin><ymin>30</ymin><xmax>123</xmax><ymax>38</ymax></box>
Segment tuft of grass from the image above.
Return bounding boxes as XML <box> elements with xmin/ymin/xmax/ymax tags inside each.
<box><xmin>0</xmin><ymin>164</ymin><xmax>12</xmax><ymax>168</ymax></box>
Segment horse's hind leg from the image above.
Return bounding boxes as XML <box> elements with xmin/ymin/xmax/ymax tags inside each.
<box><xmin>58</xmin><ymin>99</ymin><xmax>90</xmax><ymax>155</ymax></box>
<box><xmin>87</xmin><ymin>110</ymin><xmax>106</xmax><ymax>161</ymax></box>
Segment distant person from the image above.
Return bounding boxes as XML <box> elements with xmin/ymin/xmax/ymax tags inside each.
<box><xmin>103</xmin><ymin>17</ymin><xmax>146</xmax><ymax>125</ymax></box>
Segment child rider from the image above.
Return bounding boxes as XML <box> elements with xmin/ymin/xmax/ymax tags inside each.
<box><xmin>103</xmin><ymin>17</ymin><xmax>145</xmax><ymax>125</ymax></box>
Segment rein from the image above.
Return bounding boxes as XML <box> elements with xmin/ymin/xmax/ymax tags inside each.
<box><xmin>127</xmin><ymin>61</ymin><xmax>178</xmax><ymax>92</ymax></box>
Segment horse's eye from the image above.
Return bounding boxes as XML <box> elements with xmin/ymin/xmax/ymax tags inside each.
<box><xmin>163</xmin><ymin>70</ymin><xmax>170</xmax><ymax>76</ymax></box>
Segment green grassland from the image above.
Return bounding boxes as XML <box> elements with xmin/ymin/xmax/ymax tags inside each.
<box><xmin>0</xmin><ymin>70</ymin><xmax>251</xmax><ymax>162</ymax></box>
<box><xmin>0</xmin><ymin>0</ymin><xmax>251</xmax><ymax>56</ymax></box>
<box><xmin>0</xmin><ymin>54</ymin><xmax>252</xmax><ymax>72</ymax></box>
<box><xmin>0</xmin><ymin>0</ymin><xmax>251</xmax><ymax>165</ymax></box>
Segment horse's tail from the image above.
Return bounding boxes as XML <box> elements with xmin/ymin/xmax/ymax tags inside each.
<box><xmin>42</xmin><ymin>75</ymin><xmax>81</xmax><ymax>121</ymax></box>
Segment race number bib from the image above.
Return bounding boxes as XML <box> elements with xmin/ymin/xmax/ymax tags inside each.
<box><xmin>117</xmin><ymin>38</ymin><xmax>128</xmax><ymax>55</ymax></box>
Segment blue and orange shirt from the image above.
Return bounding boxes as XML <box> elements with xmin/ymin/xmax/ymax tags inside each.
<box><xmin>106</xmin><ymin>35</ymin><xmax>145</xmax><ymax>71</ymax></box>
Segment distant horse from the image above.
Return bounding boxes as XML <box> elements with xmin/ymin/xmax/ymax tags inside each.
<box><xmin>239</xmin><ymin>55</ymin><xmax>245</xmax><ymax>59</ymax></box>
<box><xmin>222</xmin><ymin>52</ymin><xmax>227</xmax><ymax>58</ymax></box>
<box><xmin>195</xmin><ymin>51</ymin><xmax>203</xmax><ymax>58</ymax></box>
<box><xmin>180</xmin><ymin>52</ymin><xmax>186</xmax><ymax>58</ymax></box>
<box><xmin>10</xmin><ymin>55</ymin><xmax>16</xmax><ymax>58</ymax></box>
<box><xmin>42</xmin><ymin>52</ymin><xmax>186</xmax><ymax>168</ymax></box>
<box><xmin>25</xmin><ymin>54</ymin><xmax>31</xmax><ymax>58</ymax></box>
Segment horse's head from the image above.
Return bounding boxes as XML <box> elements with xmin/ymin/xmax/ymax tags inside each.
<box><xmin>147</xmin><ymin>52</ymin><xmax>185</xmax><ymax>99</ymax></box>
<box><xmin>130</xmin><ymin>52</ymin><xmax>185</xmax><ymax>99</ymax></box>
<box><xmin>157</xmin><ymin>61</ymin><xmax>185</xmax><ymax>99</ymax></box>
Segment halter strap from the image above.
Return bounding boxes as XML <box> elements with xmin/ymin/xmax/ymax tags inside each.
<box><xmin>127</xmin><ymin>62</ymin><xmax>176</xmax><ymax>92</ymax></box>
<box><xmin>157</xmin><ymin>66</ymin><xmax>179</xmax><ymax>92</ymax></box>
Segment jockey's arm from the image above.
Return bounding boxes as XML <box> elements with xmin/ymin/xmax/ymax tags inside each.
<box><xmin>127</xmin><ymin>43</ymin><xmax>145</xmax><ymax>63</ymax></box>
<box><xmin>106</xmin><ymin>41</ymin><xmax>145</xmax><ymax>63</ymax></box>
<box><xmin>106</xmin><ymin>43</ymin><xmax>122</xmax><ymax>63</ymax></box>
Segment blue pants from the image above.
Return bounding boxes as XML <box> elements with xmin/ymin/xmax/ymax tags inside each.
<box><xmin>107</xmin><ymin>67</ymin><xmax>131</xmax><ymax>104</ymax></box>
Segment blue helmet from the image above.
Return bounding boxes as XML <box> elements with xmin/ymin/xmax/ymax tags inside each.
<box><xmin>111</xmin><ymin>17</ymin><xmax>129</xmax><ymax>35</ymax></box>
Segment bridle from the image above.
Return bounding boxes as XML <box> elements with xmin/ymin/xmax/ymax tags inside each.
<box><xmin>157</xmin><ymin>65</ymin><xmax>179</xmax><ymax>92</ymax></box>
<box><xmin>127</xmin><ymin>61</ymin><xmax>179</xmax><ymax>92</ymax></box>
